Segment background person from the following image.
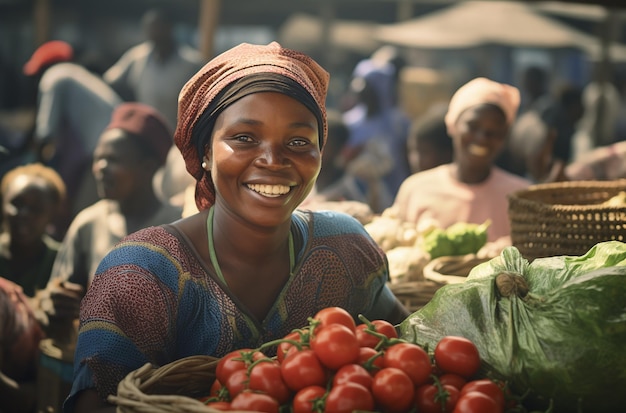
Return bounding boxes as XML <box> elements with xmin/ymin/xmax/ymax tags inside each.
<box><xmin>338</xmin><ymin>57</ymin><xmax>411</xmax><ymax>213</ymax></box>
<box><xmin>23</xmin><ymin>40</ymin><xmax>122</xmax><ymax>240</ymax></box>
<box><xmin>0</xmin><ymin>163</ymin><xmax>66</xmax><ymax>297</ymax></box>
<box><xmin>0</xmin><ymin>278</ymin><xmax>45</xmax><ymax>413</ymax></box>
<box><xmin>35</xmin><ymin>102</ymin><xmax>182</xmax><ymax>341</ymax></box>
<box><xmin>386</xmin><ymin>77</ymin><xmax>531</xmax><ymax>243</ymax></box>
<box><xmin>405</xmin><ymin>103</ymin><xmax>453</xmax><ymax>174</ymax></box>
<box><xmin>0</xmin><ymin>163</ymin><xmax>65</xmax><ymax>413</ymax></box>
<box><xmin>65</xmin><ymin>41</ymin><xmax>409</xmax><ymax>413</ymax></box>
<box><xmin>103</xmin><ymin>7</ymin><xmax>205</xmax><ymax>209</ymax></box>
<box><xmin>103</xmin><ymin>7</ymin><xmax>205</xmax><ymax>129</ymax></box>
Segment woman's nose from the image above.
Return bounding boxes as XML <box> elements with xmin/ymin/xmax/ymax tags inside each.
<box><xmin>256</xmin><ymin>144</ymin><xmax>289</xmax><ymax>168</ymax></box>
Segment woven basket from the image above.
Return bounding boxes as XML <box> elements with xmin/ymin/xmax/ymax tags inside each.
<box><xmin>423</xmin><ymin>254</ymin><xmax>490</xmax><ymax>284</ymax></box>
<box><xmin>389</xmin><ymin>279</ymin><xmax>445</xmax><ymax>312</ymax></box>
<box><xmin>508</xmin><ymin>180</ymin><xmax>626</xmax><ymax>261</ymax></box>
<box><xmin>108</xmin><ymin>355</ymin><xmax>221</xmax><ymax>413</ymax></box>
<box><xmin>390</xmin><ymin>254</ymin><xmax>490</xmax><ymax>312</ymax></box>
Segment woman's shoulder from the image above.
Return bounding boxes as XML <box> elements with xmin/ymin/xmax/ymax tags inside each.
<box><xmin>97</xmin><ymin>225</ymin><xmax>193</xmax><ymax>285</ymax></box>
<box><xmin>120</xmin><ymin>224</ymin><xmax>180</xmax><ymax>248</ymax></box>
<box><xmin>399</xmin><ymin>164</ymin><xmax>450</xmax><ymax>190</ymax></box>
<box><xmin>298</xmin><ymin>209</ymin><xmax>367</xmax><ymax>236</ymax></box>
<box><xmin>491</xmin><ymin>166</ymin><xmax>532</xmax><ymax>190</ymax></box>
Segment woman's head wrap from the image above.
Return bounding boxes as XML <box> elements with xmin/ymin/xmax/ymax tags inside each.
<box><xmin>444</xmin><ymin>77</ymin><xmax>520</xmax><ymax>136</ymax></box>
<box><xmin>174</xmin><ymin>41</ymin><xmax>330</xmax><ymax>211</ymax></box>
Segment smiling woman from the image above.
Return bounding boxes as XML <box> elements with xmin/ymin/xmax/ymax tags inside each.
<box><xmin>384</xmin><ymin>77</ymin><xmax>531</xmax><ymax>243</ymax></box>
<box><xmin>65</xmin><ymin>42</ymin><xmax>410</xmax><ymax>413</ymax></box>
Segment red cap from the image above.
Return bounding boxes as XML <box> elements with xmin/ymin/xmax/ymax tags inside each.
<box><xmin>23</xmin><ymin>40</ymin><xmax>74</xmax><ymax>76</ymax></box>
<box><xmin>105</xmin><ymin>102</ymin><xmax>173</xmax><ymax>166</ymax></box>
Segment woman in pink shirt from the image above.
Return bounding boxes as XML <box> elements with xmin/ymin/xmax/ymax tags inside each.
<box><xmin>386</xmin><ymin>77</ymin><xmax>531</xmax><ymax>242</ymax></box>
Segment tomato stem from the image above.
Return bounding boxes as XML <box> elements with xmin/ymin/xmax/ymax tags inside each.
<box><xmin>430</xmin><ymin>374</ymin><xmax>451</xmax><ymax>408</ymax></box>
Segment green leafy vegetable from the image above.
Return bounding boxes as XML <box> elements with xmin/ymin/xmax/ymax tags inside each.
<box><xmin>399</xmin><ymin>241</ymin><xmax>626</xmax><ymax>412</ymax></box>
<box><xmin>421</xmin><ymin>221</ymin><xmax>489</xmax><ymax>258</ymax></box>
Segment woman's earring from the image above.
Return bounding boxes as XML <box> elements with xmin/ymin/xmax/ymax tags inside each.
<box><xmin>201</xmin><ymin>157</ymin><xmax>209</xmax><ymax>171</ymax></box>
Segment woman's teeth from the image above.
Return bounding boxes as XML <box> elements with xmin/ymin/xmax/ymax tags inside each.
<box><xmin>468</xmin><ymin>144</ymin><xmax>488</xmax><ymax>156</ymax></box>
<box><xmin>247</xmin><ymin>183</ymin><xmax>291</xmax><ymax>197</ymax></box>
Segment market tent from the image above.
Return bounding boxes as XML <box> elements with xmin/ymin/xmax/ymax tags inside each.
<box><xmin>374</xmin><ymin>1</ymin><xmax>626</xmax><ymax>58</ymax></box>
<box><xmin>531</xmin><ymin>1</ymin><xmax>610</xmax><ymax>22</ymax></box>
<box><xmin>278</xmin><ymin>13</ymin><xmax>380</xmax><ymax>55</ymax></box>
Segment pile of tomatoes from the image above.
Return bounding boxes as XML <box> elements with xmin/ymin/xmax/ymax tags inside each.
<box><xmin>199</xmin><ymin>306</ymin><xmax>516</xmax><ymax>413</ymax></box>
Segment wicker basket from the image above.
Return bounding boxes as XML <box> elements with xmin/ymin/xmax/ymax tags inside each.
<box><xmin>508</xmin><ymin>180</ymin><xmax>626</xmax><ymax>261</ymax></box>
<box><xmin>108</xmin><ymin>355</ymin><xmax>221</xmax><ymax>413</ymax></box>
<box><xmin>390</xmin><ymin>254</ymin><xmax>490</xmax><ymax>312</ymax></box>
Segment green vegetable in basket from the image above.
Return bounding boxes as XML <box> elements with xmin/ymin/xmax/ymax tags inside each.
<box><xmin>422</xmin><ymin>228</ymin><xmax>455</xmax><ymax>258</ymax></box>
<box><xmin>422</xmin><ymin>221</ymin><xmax>489</xmax><ymax>258</ymax></box>
<box><xmin>399</xmin><ymin>241</ymin><xmax>626</xmax><ymax>412</ymax></box>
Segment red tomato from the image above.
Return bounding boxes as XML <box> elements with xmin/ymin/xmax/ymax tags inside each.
<box><xmin>383</xmin><ymin>342</ymin><xmax>432</xmax><ymax>386</ymax></box>
<box><xmin>204</xmin><ymin>401</ymin><xmax>231</xmax><ymax>410</ymax></box>
<box><xmin>357</xmin><ymin>346</ymin><xmax>385</xmax><ymax>372</ymax></box>
<box><xmin>223</xmin><ymin>368</ymin><xmax>248</xmax><ymax>398</ymax></box>
<box><xmin>460</xmin><ymin>379</ymin><xmax>505</xmax><ymax>412</ymax></box>
<box><xmin>277</xmin><ymin>331</ymin><xmax>304</xmax><ymax>364</ymax></box>
<box><xmin>325</xmin><ymin>382</ymin><xmax>375</xmax><ymax>413</ymax></box>
<box><xmin>310</xmin><ymin>323</ymin><xmax>359</xmax><ymax>370</ymax></box>
<box><xmin>292</xmin><ymin>385</ymin><xmax>327</xmax><ymax>413</ymax></box>
<box><xmin>434</xmin><ymin>336</ymin><xmax>481</xmax><ymax>379</ymax></box>
<box><xmin>371</xmin><ymin>367</ymin><xmax>415</xmax><ymax>413</ymax></box>
<box><xmin>209</xmin><ymin>379</ymin><xmax>223</xmax><ymax>397</ymax></box>
<box><xmin>415</xmin><ymin>383</ymin><xmax>460</xmax><ymax>413</ymax></box>
<box><xmin>332</xmin><ymin>363</ymin><xmax>373</xmax><ymax>390</ymax></box>
<box><xmin>230</xmin><ymin>391</ymin><xmax>280</xmax><ymax>413</ymax></box>
<box><xmin>453</xmin><ymin>391</ymin><xmax>502</xmax><ymax>413</ymax></box>
<box><xmin>312</xmin><ymin>306</ymin><xmax>356</xmax><ymax>332</ymax></box>
<box><xmin>215</xmin><ymin>348</ymin><xmax>265</xmax><ymax>384</ymax></box>
<box><xmin>248</xmin><ymin>360</ymin><xmax>290</xmax><ymax>404</ymax></box>
<box><xmin>280</xmin><ymin>349</ymin><xmax>327</xmax><ymax>392</ymax></box>
<box><xmin>355</xmin><ymin>319</ymin><xmax>398</xmax><ymax>348</ymax></box>
<box><xmin>439</xmin><ymin>373</ymin><xmax>468</xmax><ymax>390</ymax></box>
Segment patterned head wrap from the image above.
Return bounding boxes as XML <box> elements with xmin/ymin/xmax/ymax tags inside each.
<box><xmin>175</xmin><ymin>41</ymin><xmax>330</xmax><ymax>211</ymax></box>
<box><xmin>444</xmin><ymin>77</ymin><xmax>520</xmax><ymax>136</ymax></box>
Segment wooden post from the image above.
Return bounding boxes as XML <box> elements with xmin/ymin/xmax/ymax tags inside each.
<box><xmin>198</xmin><ymin>0</ymin><xmax>221</xmax><ymax>60</ymax></box>
<box><xmin>592</xmin><ymin>11</ymin><xmax>619</xmax><ymax>147</ymax></box>
<box><xmin>397</xmin><ymin>0</ymin><xmax>414</xmax><ymax>21</ymax></box>
<box><xmin>33</xmin><ymin>0</ymin><xmax>50</xmax><ymax>46</ymax></box>
<box><xmin>319</xmin><ymin>0</ymin><xmax>335</xmax><ymax>69</ymax></box>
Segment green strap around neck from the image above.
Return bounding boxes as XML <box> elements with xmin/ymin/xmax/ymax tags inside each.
<box><xmin>206</xmin><ymin>206</ymin><xmax>295</xmax><ymax>287</ymax></box>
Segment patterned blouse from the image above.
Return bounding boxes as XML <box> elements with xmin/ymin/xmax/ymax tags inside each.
<box><xmin>65</xmin><ymin>209</ymin><xmax>397</xmax><ymax>409</ymax></box>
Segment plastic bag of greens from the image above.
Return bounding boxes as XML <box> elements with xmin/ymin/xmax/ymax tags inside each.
<box><xmin>399</xmin><ymin>241</ymin><xmax>626</xmax><ymax>412</ymax></box>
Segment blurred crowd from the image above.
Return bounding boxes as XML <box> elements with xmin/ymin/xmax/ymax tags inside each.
<box><xmin>2</xmin><ymin>5</ymin><xmax>626</xmax><ymax>413</ymax></box>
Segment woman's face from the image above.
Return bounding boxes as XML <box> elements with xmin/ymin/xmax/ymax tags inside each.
<box><xmin>2</xmin><ymin>175</ymin><xmax>56</xmax><ymax>247</ymax></box>
<box><xmin>207</xmin><ymin>92</ymin><xmax>321</xmax><ymax>227</ymax></box>
<box><xmin>452</xmin><ymin>104</ymin><xmax>509</xmax><ymax>169</ymax></box>
<box><xmin>92</xmin><ymin>130</ymin><xmax>151</xmax><ymax>201</ymax></box>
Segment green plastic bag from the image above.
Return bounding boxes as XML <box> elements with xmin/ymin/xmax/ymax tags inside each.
<box><xmin>399</xmin><ymin>241</ymin><xmax>626</xmax><ymax>412</ymax></box>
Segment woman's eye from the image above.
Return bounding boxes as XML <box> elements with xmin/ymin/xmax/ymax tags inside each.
<box><xmin>289</xmin><ymin>138</ymin><xmax>310</xmax><ymax>147</ymax></box>
<box><xmin>234</xmin><ymin>135</ymin><xmax>254</xmax><ymax>143</ymax></box>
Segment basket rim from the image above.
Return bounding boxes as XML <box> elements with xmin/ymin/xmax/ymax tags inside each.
<box><xmin>508</xmin><ymin>179</ymin><xmax>626</xmax><ymax>212</ymax></box>
<box><xmin>509</xmin><ymin>179</ymin><xmax>626</xmax><ymax>196</ymax></box>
